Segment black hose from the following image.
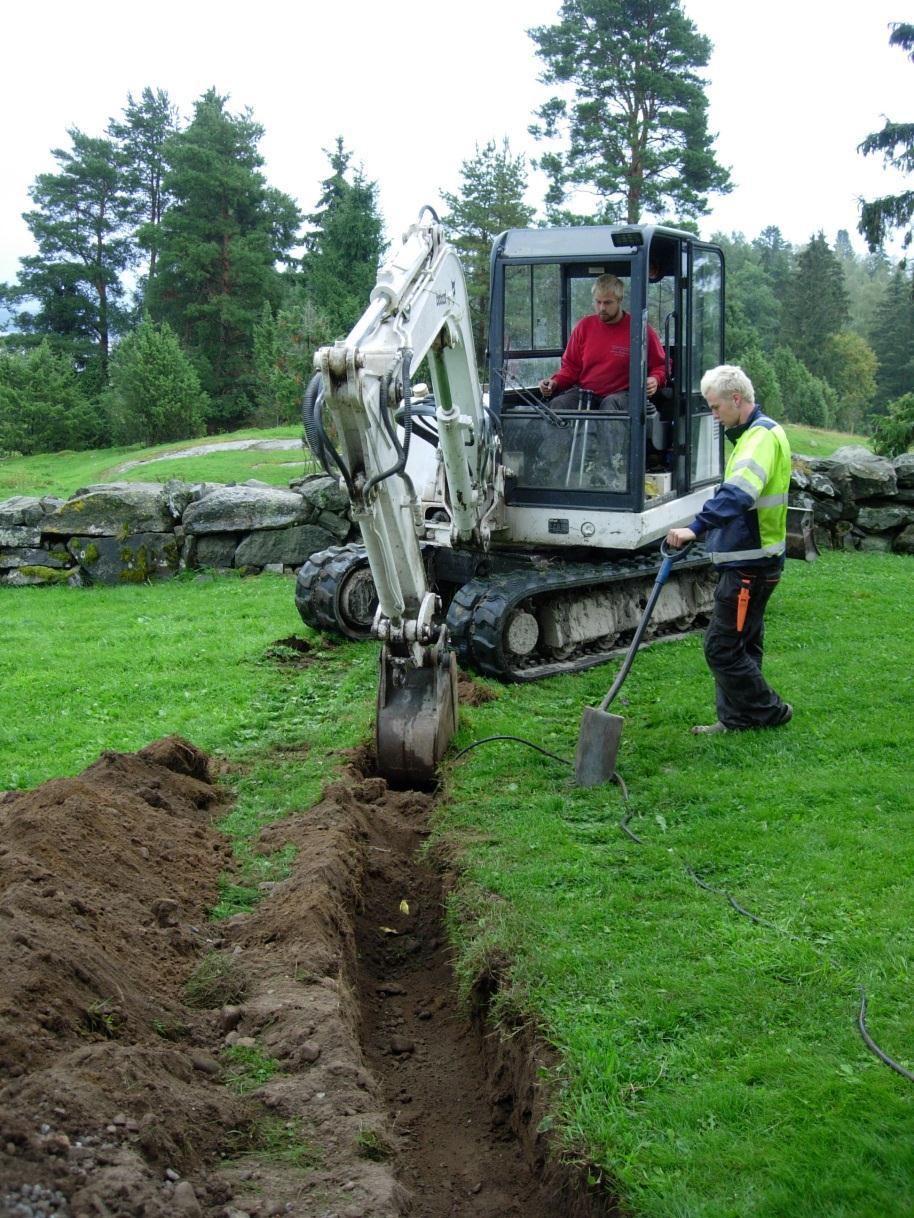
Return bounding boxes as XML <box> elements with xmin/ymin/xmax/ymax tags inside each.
<box><xmin>364</xmin><ymin>354</ymin><xmax>413</xmax><ymax>497</ymax></box>
<box><xmin>302</xmin><ymin>372</ymin><xmax>329</xmax><ymax>467</ymax></box>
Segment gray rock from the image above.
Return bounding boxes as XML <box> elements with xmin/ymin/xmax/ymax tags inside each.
<box><xmin>858</xmin><ymin>534</ymin><xmax>894</xmax><ymax>552</ymax></box>
<box><xmin>0</xmin><ymin>545</ymin><xmax>71</xmax><ymax>569</ymax></box>
<box><xmin>294</xmin><ymin>473</ymin><xmax>350</xmax><ymax>514</ymax></box>
<box><xmin>234</xmin><ymin>524</ymin><xmax>337</xmax><ymax>568</ymax></box>
<box><xmin>162</xmin><ymin>479</ymin><xmax>197</xmax><ymax>521</ymax></box>
<box><xmin>809</xmin><ymin>471</ymin><xmax>838</xmax><ymax>498</ymax></box>
<box><xmin>173</xmin><ymin>1180</ymin><xmax>203</xmax><ymax>1217</ymax></box>
<box><xmin>1</xmin><ymin>564</ymin><xmax>73</xmax><ymax>586</ymax></box>
<box><xmin>194</xmin><ymin>533</ymin><xmax>240</xmax><ymax>568</ymax></box>
<box><xmin>855</xmin><ymin>502</ymin><xmax>914</xmax><ymax>533</ymax></box>
<box><xmin>0</xmin><ymin>525</ymin><xmax>42</xmax><ymax>547</ymax></box>
<box><xmin>789</xmin><ymin>465</ymin><xmax>810</xmax><ymax>491</ymax></box>
<box><xmin>894</xmin><ymin>453</ymin><xmax>914</xmax><ymax>489</ymax></box>
<box><xmin>43</xmin><ymin>482</ymin><xmax>173</xmax><ymax>536</ymax></box>
<box><xmin>893</xmin><ymin>525</ymin><xmax>914</xmax><ymax>554</ymax></box>
<box><xmin>68</xmin><ymin>533</ymin><xmax>181</xmax><ymax>584</ymax></box>
<box><xmin>0</xmin><ymin>495</ymin><xmax>45</xmax><ymax>526</ymax></box>
<box><xmin>317</xmin><ymin>509</ymin><xmax>351</xmax><ymax>541</ymax></box>
<box><xmin>182</xmin><ymin>485</ymin><xmax>312</xmax><ymax>535</ymax></box>
<box><xmin>811</xmin><ymin>448</ymin><xmax>897</xmax><ymax>501</ymax></box>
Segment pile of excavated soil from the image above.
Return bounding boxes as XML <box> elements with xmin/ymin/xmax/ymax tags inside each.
<box><xmin>0</xmin><ymin>734</ymin><xmax>616</xmax><ymax>1218</ymax></box>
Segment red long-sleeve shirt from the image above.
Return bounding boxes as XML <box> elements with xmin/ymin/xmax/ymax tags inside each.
<box><xmin>552</xmin><ymin>312</ymin><xmax>666</xmax><ymax>396</ymax></box>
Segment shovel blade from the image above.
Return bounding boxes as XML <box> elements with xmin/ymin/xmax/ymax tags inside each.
<box><xmin>574</xmin><ymin>706</ymin><xmax>624</xmax><ymax>787</ymax></box>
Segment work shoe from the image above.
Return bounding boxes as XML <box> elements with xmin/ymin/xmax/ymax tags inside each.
<box><xmin>690</xmin><ymin>721</ymin><xmax>728</xmax><ymax>735</ymax></box>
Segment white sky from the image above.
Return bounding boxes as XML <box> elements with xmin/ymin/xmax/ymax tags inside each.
<box><xmin>1</xmin><ymin>0</ymin><xmax>911</xmax><ymax>287</ymax></box>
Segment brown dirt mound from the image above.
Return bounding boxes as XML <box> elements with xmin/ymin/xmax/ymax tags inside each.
<box><xmin>0</xmin><ymin>738</ymin><xmax>615</xmax><ymax>1218</ymax></box>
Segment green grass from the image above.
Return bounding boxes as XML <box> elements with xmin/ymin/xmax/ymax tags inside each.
<box><xmin>440</xmin><ymin>550</ymin><xmax>914</xmax><ymax>1217</ymax></box>
<box><xmin>783</xmin><ymin>422</ymin><xmax>868</xmax><ymax>457</ymax></box>
<box><xmin>222</xmin><ymin>1043</ymin><xmax>281</xmax><ymax>1094</ymax></box>
<box><xmin>0</xmin><ymin>424</ymin><xmax>313</xmax><ymax>500</ymax></box>
<box><xmin>3</xmin><ymin>550</ymin><xmax>914</xmax><ymax>1215</ymax></box>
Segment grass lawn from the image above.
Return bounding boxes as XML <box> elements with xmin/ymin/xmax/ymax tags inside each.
<box><xmin>0</xmin><ymin>425</ymin><xmax>311</xmax><ymax>500</ymax></box>
<box><xmin>783</xmin><ymin>422</ymin><xmax>868</xmax><ymax>458</ymax></box>
<box><xmin>3</xmin><ymin>548</ymin><xmax>912</xmax><ymax>1216</ymax></box>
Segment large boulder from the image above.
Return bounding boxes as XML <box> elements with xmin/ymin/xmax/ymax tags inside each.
<box><xmin>292</xmin><ymin>474</ymin><xmax>351</xmax><ymax>516</ymax></box>
<box><xmin>68</xmin><ymin>533</ymin><xmax>181</xmax><ymax>584</ymax></box>
<box><xmin>182</xmin><ymin>486</ymin><xmax>312</xmax><ymax>535</ymax></box>
<box><xmin>234</xmin><ymin>524</ymin><xmax>338</xmax><ymax>568</ymax></box>
<box><xmin>0</xmin><ymin>496</ymin><xmax>46</xmax><ymax>527</ymax></box>
<box><xmin>894</xmin><ymin>453</ymin><xmax>914</xmax><ymax>489</ymax></box>
<box><xmin>0</xmin><ymin>544</ymin><xmax>71</xmax><ymax>569</ymax></box>
<box><xmin>0</xmin><ymin>525</ymin><xmax>42</xmax><ymax>547</ymax></box>
<box><xmin>855</xmin><ymin>502</ymin><xmax>914</xmax><ymax>533</ymax></box>
<box><xmin>810</xmin><ymin>447</ymin><xmax>897</xmax><ymax>501</ymax></box>
<box><xmin>43</xmin><ymin>483</ymin><xmax>174</xmax><ymax>537</ymax></box>
<box><xmin>191</xmin><ymin>533</ymin><xmax>241</xmax><ymax>569</ymax></box>
<box><xmin>893</xmin><ymin>525</ymin><xmax>914</xmax><ymax>555</ymax></box>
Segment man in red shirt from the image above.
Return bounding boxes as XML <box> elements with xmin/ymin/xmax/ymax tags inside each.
<box><xmin>538</xmin><ymin>274</ymin><xmax>665</xmax><ymax>410</ymax></box>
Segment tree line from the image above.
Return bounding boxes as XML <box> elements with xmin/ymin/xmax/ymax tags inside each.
<box><xmin>0</xmin><ymin>4</ymin><xmax>911</xmax><ymax>458</ymax></box>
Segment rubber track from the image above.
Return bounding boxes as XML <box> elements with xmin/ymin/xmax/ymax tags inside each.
<box><xmin>294</xmin><ymin>544</ymin><xmax>374</xmax><ymax>638</ymax></box>
<box><xmin>445</xmin><ymin>548</ymin><xmax>712</xmax><ymax>682</ymax></box>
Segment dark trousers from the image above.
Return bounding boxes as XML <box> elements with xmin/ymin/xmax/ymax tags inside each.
<box><xmin>703</xmin><ymin>567</ymin><xmax>789</xmax><ymax>729</ymax></box>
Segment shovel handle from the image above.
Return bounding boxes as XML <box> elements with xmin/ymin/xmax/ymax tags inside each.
<box><xmin>596</xmin><ymin>540</ymin><xmax>693</xmax><ymax>713</ymax></box>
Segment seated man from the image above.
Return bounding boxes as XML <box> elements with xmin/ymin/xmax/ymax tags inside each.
<box><xmin>538</xmin><ymin>273</ymin><xmax>666</xmax><ymax>410</ymax></box>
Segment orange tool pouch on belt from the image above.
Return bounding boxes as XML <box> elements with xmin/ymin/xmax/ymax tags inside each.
<box><xmin>736</xmin><ymin>578</ymin><xmax>751</xmax><ymax>633</ymax></box>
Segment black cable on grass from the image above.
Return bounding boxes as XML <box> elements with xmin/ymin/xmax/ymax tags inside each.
<box><xmin>858</xmin><ymin>989</ymin><xmax>914</xmax><ymax>1084</ymax></box>
<box><xmin>452</xmin><ymin>734</ymin><xmax>912</xmax><ymax>1088</ymax></box>
<box><xmin>452</xmin><ymin>735</ymin><xmax>571</xmax><ymax>767</ymax></box>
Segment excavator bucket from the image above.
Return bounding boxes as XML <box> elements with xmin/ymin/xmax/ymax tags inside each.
<box><xmin>375</xmin><ymin>644</ymin><xmax>459</xmax><ymax>787</ymax></box>
<box><xmin>786</xmin><ymin>506</ymin><xmax>819</xmax><ymax>562</ymax></box>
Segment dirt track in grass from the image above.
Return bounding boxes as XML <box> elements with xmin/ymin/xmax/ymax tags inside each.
<box><xmin>0</xmin><ymin>729</ymin><xmax>618</xmax><ymax>1217</ymax></box>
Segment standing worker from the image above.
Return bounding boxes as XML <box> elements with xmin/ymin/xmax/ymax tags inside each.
<box><xmin>666</xmin><ymin>365</ymin><xmax>793</xmax><ymax>734</ymax></box>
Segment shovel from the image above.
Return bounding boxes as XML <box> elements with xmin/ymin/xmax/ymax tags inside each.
<box><xmin>574</xmin><ymin>540</ymin><xmax>690</xmax><ymax>787</ymax></box>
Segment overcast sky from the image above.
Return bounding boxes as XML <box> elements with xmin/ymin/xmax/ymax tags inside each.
<box><xmin>1</xmin><ymin>0</ymin><xmax>910</xmax><ymax>287</ymax></box>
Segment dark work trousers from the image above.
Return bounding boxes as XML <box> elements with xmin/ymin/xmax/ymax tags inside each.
<box><xmin>703</xmin><ymin>566</ymin><xmax>789</xmax><ymax>729</ymax></box>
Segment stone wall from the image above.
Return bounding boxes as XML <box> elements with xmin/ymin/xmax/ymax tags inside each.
<box><xmin>790</xmin><ymin>447</ymin><xmax>914</xmax><ymax>555</ymax></box>
<box><xmin>0</xmin><ymin>475</ymin><xmax>356</xmax><ymax>586</ymax></box>
<box><xmin>2</xmin><ymin>446</ymin><xmax>913</xmax><ymax>587</ymax></box>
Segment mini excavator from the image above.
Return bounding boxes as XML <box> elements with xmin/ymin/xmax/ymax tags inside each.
<box><xmin>296</xmin><ymin>212</ymin><xmax>813</xmax><ymax>783</ymax></box>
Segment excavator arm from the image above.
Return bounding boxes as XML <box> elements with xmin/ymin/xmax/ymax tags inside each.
<box><xmin>307</xmin><ymin>213</ymin><xmax>496</xmax><ymax>783</ymax></box>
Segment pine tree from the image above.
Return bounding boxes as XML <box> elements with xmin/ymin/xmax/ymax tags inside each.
<box><xmin>108</xmin><ymin>87</ymin><xmax>180</xmax><ymax>294</ymax></box>
<box><xmin>528</xmin><ymin>0</ymin><xmax>730</xmax><ymax>223</ymax></box>
<box><xmin>146</xmin><ymin>90</ymin><xmax>302</xmax><ymax>429</ymax></box>
<box><xmin>779</xmin><ymin>233</ymin><xmax>849</xmax><ymax>379</ymax></box>
<box><xmin>441</xmin><ymin>138</ymin><xmax>535</xmax><ymax>361</ymax></box>
<box><xmin>302</xmin><ymin>139</ymin><xmax>386</xmax><ymax>338</ymax></box>
<box><xmin>0</xmin><ymin>129</ymin><xmax>135</xmax><ymax>387</ymax></box>
<box><xmin>858</xmin><ymin>23</ymin><xmax>914</xmax><ymax>261</ymax></box>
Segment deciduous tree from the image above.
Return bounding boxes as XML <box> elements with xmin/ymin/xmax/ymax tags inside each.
<box><xmin>528</xmin><ymin>0</ymin><xmax>731</xmax><ymax>224</ymax></box>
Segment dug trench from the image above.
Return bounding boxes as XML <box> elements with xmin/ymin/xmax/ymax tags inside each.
<box><xmin>0</xmin><ymin>726</ymin><xmax>618</xmax><ymax>1217</ymax></box>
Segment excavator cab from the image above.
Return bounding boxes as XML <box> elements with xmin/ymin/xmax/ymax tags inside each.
<box><xmin>487</xmin><ymin>224</ymin><xmax>726</xmax><ymax>553</ymax></box>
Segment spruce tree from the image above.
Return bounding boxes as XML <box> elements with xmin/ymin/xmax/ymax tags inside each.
<box><xmin>147</xmin><ymin>90</ymin><xmax>301</xmax><ymax>428</ymax></box>
<box><xmin>105</xmin><ymin>319</ymin><xmax>208</xmax><ymax>445</ymax></box>
<box><xmin>779</xmin><ymin>233</ymin><xmax>849</xmax><ymax>379</ymax></box>
<box><xmin>528</xmin><ymin>0</ymin><xmax>730</xmax><ymax>223</ymax></box>
<box><xmin>868</xmin><ymin>267</ymin><xmax>914</xmax><ymax>409</ymax></box>
<box><xmin>302</xmin><ymin>138</ymin><xmax>386</xmax><ymax>338</ymax></box>
<box><xmin>441</xmin><ymin>138</ymin><xmax>535</xmax><ymax>361</ymax></box>
<box><xmin>858</xmin><ymin>23</ymin><xmax>914</xmax><ymax>260</ymax></box>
